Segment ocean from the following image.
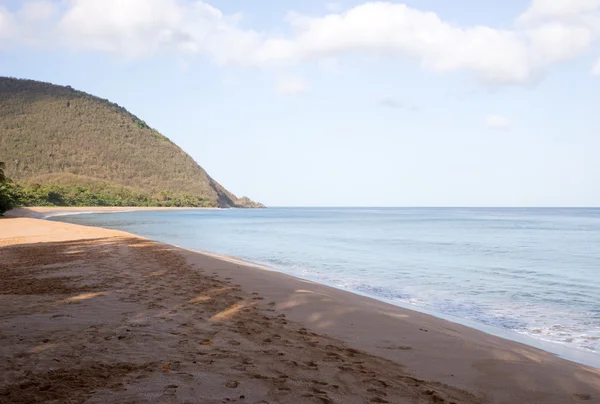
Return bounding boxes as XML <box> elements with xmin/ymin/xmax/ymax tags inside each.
<box><xmin>49</xmin><ymin>207</ymin><xmax>600</xmax><ymax>368</ymax></box>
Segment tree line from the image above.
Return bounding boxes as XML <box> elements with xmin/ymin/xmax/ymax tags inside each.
<box><xmin>0</xmin><ymin>161</ymin><xmax>217</xmax><ymax>215</ymax></box>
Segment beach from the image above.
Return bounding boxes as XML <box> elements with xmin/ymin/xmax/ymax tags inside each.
<box><xmin>1</xmin><ymin>213</ymin><xmax>599</xmax><ymax>403</ymax></box>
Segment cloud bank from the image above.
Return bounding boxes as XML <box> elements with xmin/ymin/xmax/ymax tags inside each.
<box><xmin>1</xmin><ymin>0</ymin><xmax>600</xmax><ymax>84</ymax></box>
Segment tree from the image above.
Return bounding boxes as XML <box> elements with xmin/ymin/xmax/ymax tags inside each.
<box><xmin>0</xmin><ymin>162</ymin><xmax>16</xmax><ymax>214</ymax></box>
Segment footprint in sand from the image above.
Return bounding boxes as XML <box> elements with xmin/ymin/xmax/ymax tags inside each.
<box><xmin>382</xmin><ymin>345</ymin><xmax>413</xmax><ymax>351</ymax></box>
<box><xmin>574</xmin><ymin>393</ymin><xmax>592</xmax><ymax>401</ymax></box>
<box><xmin>364</xmin><ymin>379</ymin><xmax>390</xmax><ymax>389</ymax></box>
<box><xmin>369</xmin><ymin>398</ymin><xmax>389</xmax><ymax>403</ymax></box>
<box><xmin>225</xmin><ymin>381</ymin><xmax>239</xmax><ymax>388</ymax></box>
<box><xmin>338</xmin><ymin>364</ymin><xmax>354</xmax><ymax>372</ymax></box>
<box><xmin>325</xmin><ymin>352</ymin><xmax>342</xmax><ymax>360</ymax></box>
<box><xmin>272</xmin><ymin>377</ymin><xmax>288</xmax><ymax>386</ymax></box>
<box><xmin>51</xmin><ymin>314</ymin><xmax>72</xmax><ymax>318</ymax></box>
<box><xmin>302</xmin><ymin>393</ymin><xmax>333</xmax><ymax>404</ymax></box>
<box><xmin>367</xmin><ymin>388</ymin><xmax>387</xmax><ymax>397</ymax></box>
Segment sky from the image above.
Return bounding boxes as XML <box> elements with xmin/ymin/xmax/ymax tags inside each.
<box><xmin>1</xmin><ymin>0</ymin><xmax>599</xmax><ymax>207</ymax></box>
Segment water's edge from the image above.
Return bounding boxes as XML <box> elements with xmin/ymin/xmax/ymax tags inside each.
<box><xmin>41</xmin><ymin>209</ymin><xmax>600</xmax><ymax>370</ymax></box>
<box><xmin>196</xmin><ymin>250</ymin><xmax>600</xmax><ymax>370</ymax></box>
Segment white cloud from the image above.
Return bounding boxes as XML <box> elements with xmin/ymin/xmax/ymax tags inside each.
<box><xmin>0</xmin><ymin>0</ymin><xmax>261</xmax><ymax>60</ymax></box>
<box><xmin>1</xmin><ymin>1</ymin><xmax>600</xmax><ymax>85</ymax></box>
<box><xmin>593</xmin><ymin>58</ymin><xmax>600</xmax><ymax>75</ymax></box>
<box><xmin>19</xmin><ymin>0</ymin><xmax>57</xmax><ymax>22</ymax></box>
<box><xmin>518</xmin><ymin>0</ymin><xmax>600</xmax><ymax>23</ymax></box>
<box><xmin>276</xmin><ymin>76</ymin><xmax>310</xmax><ymax>95</ymax></box>
<box><xmin>259</xmin><ymin>1</ymin><xmax>600</xmax><ymax>84</ymax></box>
<box><xmin>485</xmin><ymin>114</ymin><xmax>512</xmax><ymax>129</ymax></box>
<box><xmin>261</xmin><ymin>4</ymin><xmax>532</xmax><ymax>84</ymax></box>
<box><xmin>527</xmin><ymin>23</ymin><xmax>596</xmax><ymax>64</ymax></box>
<box><xmin>55</xmin><ymin>0</ymin><xmax>262</xmax><ymax>60</ymax></box>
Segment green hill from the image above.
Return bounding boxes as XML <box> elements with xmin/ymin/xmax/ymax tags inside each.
<box><xmin>0</xmin><ymin>77</ymin><xmax>263</xmax><ymax>208</ymax></box>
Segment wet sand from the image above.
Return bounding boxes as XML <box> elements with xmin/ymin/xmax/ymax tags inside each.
<box><xmin>0</xmin><ymin>217</ymin><xmax>599</xmax><ymax>403</ymax></box>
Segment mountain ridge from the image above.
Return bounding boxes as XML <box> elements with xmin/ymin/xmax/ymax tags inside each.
<box><xmin>0</xmin><ymin>77</ymin><xmax>264</xmax><ymax>208</ymax></box>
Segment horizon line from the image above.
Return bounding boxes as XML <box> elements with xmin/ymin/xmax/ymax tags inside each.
<box><xmin>262</xmin><ymin>206</ymin><xmax>600</xmax><ymax>209</ymax></box>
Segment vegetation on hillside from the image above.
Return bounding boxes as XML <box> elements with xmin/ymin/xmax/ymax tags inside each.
<box><xmin>0</xmin><ymin>77</ymin><xmax>264</xmax><ymax>209</ymax></box>
<box><xmin>0</xmin><ymin>162</ymin><xmax>16</xmax><ymax>214</ymax></box>
<box><xmin>0</xmin><ymin>161</ymin><xmax>221</xmax><ymax>214</ymax></box>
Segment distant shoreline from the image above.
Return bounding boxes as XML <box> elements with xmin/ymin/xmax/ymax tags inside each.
<box><xmin>4</xmin><ymin>206</ymin><xmax>220</xmax><ymax>219</ymax></box>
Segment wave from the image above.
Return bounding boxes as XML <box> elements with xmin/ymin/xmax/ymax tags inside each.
<box><xmin>245</xmin><ymin>263</ymin><xmax>600</xmax><ymax>358</ymax></box>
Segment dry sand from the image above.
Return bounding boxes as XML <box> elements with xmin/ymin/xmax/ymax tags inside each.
<box><xmin>0</xmin><ymin>216</ymin><xmax>599</xmax><ymax>404</ymax></box>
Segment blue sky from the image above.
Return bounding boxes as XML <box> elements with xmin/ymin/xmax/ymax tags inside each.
<box><xmin>1</xmin><ymin>0</ymin><xmax>599</xmax><ymax>206</ymax></box>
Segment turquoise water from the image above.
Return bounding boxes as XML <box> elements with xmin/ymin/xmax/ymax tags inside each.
<box><xmin>49</xmin><ymin>207</ymin><xmax>600</xmax><ymax>368</ymax></box>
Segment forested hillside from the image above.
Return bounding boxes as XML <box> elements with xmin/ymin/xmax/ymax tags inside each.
<box><xmin>0</xmin><ymin>77</ymin><xmax>263</xmax><ymax>208</ymax></box>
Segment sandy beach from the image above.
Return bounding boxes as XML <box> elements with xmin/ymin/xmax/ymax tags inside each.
<box><xmin>1</xmin><ymin>214</ymin><xmax>599</xmax><ymax>403</ymax></box>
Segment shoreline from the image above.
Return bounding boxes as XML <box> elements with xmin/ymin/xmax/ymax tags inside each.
<box><xmin>27</xmin><ymin>207</ymin><xmax>600</xmax><ymax>370</ymax></box>
<box><xmin>1</xmin><ymin>213</ymin><xmax>599</xmax><ymax>402</ymax></box>
<box><xmin>4</xmin><ymin>206</ymin><xmax>221</xmax><ymax>219</ymax></box>
<box><xmin>178</xmin><ymin>246</ymin><xmax>600</xmax><ymax>370</ymax></box>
